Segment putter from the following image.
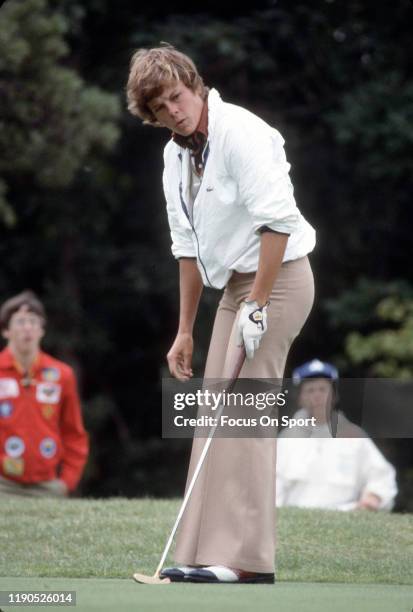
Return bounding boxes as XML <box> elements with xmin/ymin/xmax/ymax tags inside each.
<box><xmin>133</xmin><ymin>345</ymin><xmax>246</xmax><ymax>584</ymax></box>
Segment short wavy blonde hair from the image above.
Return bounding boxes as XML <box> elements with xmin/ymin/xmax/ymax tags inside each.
<box><xmin>126</xmin><ymin>44</ymin><xmax>206</xmax><ymax>125</ymax></box>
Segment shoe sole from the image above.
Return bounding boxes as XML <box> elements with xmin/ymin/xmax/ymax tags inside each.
<box><xmin>186</xmin><ymin>575</ymin><xmax>275</xmax><ymax>584</ymax></box>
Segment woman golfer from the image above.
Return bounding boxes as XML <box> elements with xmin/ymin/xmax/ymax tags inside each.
<box><xmin>127</xmin><ymin>45</ymin><xmax>315</xmax><ymax>584</ymax></box>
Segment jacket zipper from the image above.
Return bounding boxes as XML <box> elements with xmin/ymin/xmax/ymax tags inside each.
<box><xmin>178</xmin><ymin>147</ymin><xmax>214</xmax><ymax>288</ymax></box>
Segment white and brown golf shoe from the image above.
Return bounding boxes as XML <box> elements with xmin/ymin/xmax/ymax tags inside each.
<box><xmin>159</xmin><ymin>566</ymin><xmax>198</xmax><ymax>582</ymax></box>
<box><xmin>185</xmin><ymin>565</ymin><xmax>275</xmax><ymax>584</ymax></box>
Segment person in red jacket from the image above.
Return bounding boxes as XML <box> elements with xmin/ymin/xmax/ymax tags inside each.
<box><xmin>0</xmin><ymin>290</ymin><xmax>89</xmax><ymax>497</ymax></box>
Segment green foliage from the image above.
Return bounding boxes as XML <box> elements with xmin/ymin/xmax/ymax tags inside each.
<box><xmin>0</xmin><ymin>0</ymin><xmax>120</xmax><ymax>221</ymax></box>
<box><xmin>346</xmin><ymin>294</ymin><xmax>413</xmax><ymax>378</ymax></box>
<box><xmin>325</xmin><ymin>278</ymin><xmax>413</xmax><ymax>329</ymax></box>
<box><xmin>326</xmin><ymin>279</ymin><xmax>413</xmax><ymax>377</ymax></box>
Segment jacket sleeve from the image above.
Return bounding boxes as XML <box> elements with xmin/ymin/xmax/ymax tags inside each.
<box><xmin>163</xmin><ymin>167</ymin><xmax>196</xmax><ymax>259</ymax></box>
<box><xmin>58</xmin><ymin>368</ymin><xmax>89</xmax><ymax>491</ymax></box>
<box><xmin>359</xmin><ymin>439</ymin><xmax>398</xmax><ymax>510</ymax></box>
<box><xmin>224</xmin><ymin>118</ymin><xmax>300</xmax><ymax>235</ymax></box>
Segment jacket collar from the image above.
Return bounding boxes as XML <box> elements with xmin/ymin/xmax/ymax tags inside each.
<box><xmin>203</xmin><ymin>88</ymin><xmax>222</xmax><ymax>140</ymax></box>
<box><xmin>0</xmin><ymin>346</ymin><xmax>45</xmax><ymax>374</ymax></box>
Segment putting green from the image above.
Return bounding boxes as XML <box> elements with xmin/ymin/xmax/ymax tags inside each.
<box><xmin>0</xmin><ymin>577</ymin><xmax>411</xmax><ymax>612</ymax></box>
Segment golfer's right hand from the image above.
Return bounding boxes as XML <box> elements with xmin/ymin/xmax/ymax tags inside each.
<box><xmin>167</xmin><ymin>332</ymin><xmax>194</xmax><ymax>381</ymax></box>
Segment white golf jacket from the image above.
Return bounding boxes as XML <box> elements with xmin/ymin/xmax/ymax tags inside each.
<box><xmin>163</xmin><ymin>88</ymin><xmax>316</xmax><ymax>289</ymax></box>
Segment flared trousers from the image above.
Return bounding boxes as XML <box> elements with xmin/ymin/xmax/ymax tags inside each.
<box><xmin>174</xmin><ymin>255</ymin><xmax>315</xmax><ymax>572</ymax></box>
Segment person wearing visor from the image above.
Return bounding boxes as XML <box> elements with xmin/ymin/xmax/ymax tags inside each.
<box><xmin>127</xmin><ymin>45</ymin><xmax>315</xmax><ymax>583</ymax></box>
<box><xmin>276</xmin><ymin>359</ymin><xmax>398</xmax><ymax>511</ymax></box>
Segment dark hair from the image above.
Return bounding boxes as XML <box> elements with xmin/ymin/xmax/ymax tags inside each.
<box><xmin>0</xmin><ymin>290</ymin><xmax>46</xmax><ymax>331</ymax></box>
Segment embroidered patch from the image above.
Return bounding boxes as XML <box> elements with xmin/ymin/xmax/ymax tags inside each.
<box><xmin>39</xmin><ymin>437</ymin><xmax>57</xmax><ymax>459</ymax></box>
<box><xmin>5</xmin><ymin>436</ymin><xmax>25</xmax><ymax>458</ymax></box>
<box><xmin>36</xmin><ymin>382</ymin><xmax>61</xmax><ymax>404</ymax></box>
<box><xmin>41</xmin><ymin>405</ymin><xmax>55</xmax><ymax>420</ymax></box>
<box><xmin>41</xmin><ymin>367</ymin><xmax>61</xmax><ymax>382</ymax></box>
<box><xmin>0</xmin><ymin>378</ymin><xmax>19</xmax><ymax>399</ymax></box>
<box><xmin>3</xmin><ymin>456</ymin><xmax>24</xmax><ymax>476</ymax></box>
<box><xmin>0</xmin><ymin>401</ymin><xmax>13</xmax><ymax>418</ymax></box>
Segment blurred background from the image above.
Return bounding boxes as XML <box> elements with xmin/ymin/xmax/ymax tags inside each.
<box><xmin>0</xmin><ymin>0</ymin><xmax>412</xmax><ymax>507</ymax></box>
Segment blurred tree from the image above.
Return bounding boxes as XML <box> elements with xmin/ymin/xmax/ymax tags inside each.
<box><xmin>325</xmin><ymin>279</ymin><xmax>413</xmax><ymax>376</ymax></box>
<box><xmin>346</xmin><ymin>294</ymin><xmax>413</xmax><ymax>378</ymax></box>
<box><xmin>0</xmin><ymin>0</ymin><xmax>192</xmax><ymax>498</ymax></box>
<box><xmin>0</xmin><ymin>0</ymin><xmax>120</xmax><ymax>222</ymax></box>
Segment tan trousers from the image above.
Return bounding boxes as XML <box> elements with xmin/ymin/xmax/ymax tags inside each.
<box><xmin>174</xmin><ymin>256</ymin><xmax>315</xmax><ymax>572</ymax></box>
<box><xmin>0</xmin><ymin>475</ymin><xmax>67</xmax><ymax>498</ymax></box>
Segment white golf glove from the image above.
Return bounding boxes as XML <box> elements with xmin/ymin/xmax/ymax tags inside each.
<box><xmin>236</xmin><ymin>300</ymin><xmax>268</xmax><ymax>360</ymax></box>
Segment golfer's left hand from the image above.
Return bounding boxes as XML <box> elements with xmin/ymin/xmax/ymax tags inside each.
<box><xmin>236</xmin><ymin>300</ymin><xmax>268</xmax><ymax>360</ymax></box>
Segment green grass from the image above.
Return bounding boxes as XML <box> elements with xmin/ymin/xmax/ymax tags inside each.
<box><xmin>1</xmin><ymin>577</ymin><xmax>412</xmax><ymax>612</ymax></box>
<box><xmin>1</xmin><ymin>498</ymin><xmax>412</xmax><ymax>612</ymax></box>
<box><xmin>1</xmin><ymin>498</ymin><xmax>412</xmax><ymax>585</ymax></box>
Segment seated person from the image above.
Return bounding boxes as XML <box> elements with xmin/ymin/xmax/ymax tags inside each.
<box><xmin>276</xmin><ymin>359</ymin><xmax>398</xmax><ymax>511</ymax></box>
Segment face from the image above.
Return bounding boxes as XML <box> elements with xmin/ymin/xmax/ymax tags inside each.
<box><xmin>298</xmin><ymin>378</ymin><xmax>334</xmax><ymax>423</ymax></box>
<box><xmin>3</xmin><ymin>305</ymin><xmax>44</xmax><ymax>355</ymax></box>
<box><xmin>148</xmin><ymin>81</ymin><xmax>204</xmax><ymax>136</ymax></box>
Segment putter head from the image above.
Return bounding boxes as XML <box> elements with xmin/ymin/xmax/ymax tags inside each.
<box><xmin>133</xmin><ymin>572</ymin><xmax>171</xmax><ymax>585</ymax></box>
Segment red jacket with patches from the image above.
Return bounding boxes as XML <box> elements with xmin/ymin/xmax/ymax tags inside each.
<box><xmin>0</xmin><ymin>347</ymin><xmax>89</xmax><ymax>491</ymax></box>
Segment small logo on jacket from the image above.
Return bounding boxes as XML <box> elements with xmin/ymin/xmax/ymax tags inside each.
<box><xmin>41</xmin><ymin>405</ymin><xmax>55</xmax><ymax>420</ymax></box>
<box><xmin>3</xmin><ymin>456</ymin><xmax>24</xmax><ymax>476</ymax></box>
<box><xmin>0</xmin><ymin>378</ymin><xmax>19</xmax><ymax>399</ymax></box>
<box><xmin>0</xmin><ymin>401</ymin><xmax>13</xmax><ymax>418</ymax></box>
<box><xmin>39</xmin><ymin>437</ymin><xmax>57</xmax><ymax>459</ymax></box>
<box><xmin>41</xmin><ymin>367</ymin><xmax>61</xmax><ymax>382</ymax></box>
<box><xmin>5</xmin><ymin>436</ymin><xmax>25</xmax><ymax>458</ymax></box>
<box><xmin>36</xmin><ymin>382</ymin><xmax>61</xmax><ymax>404</ymax></box>
<box><xmin>206</xmin><ymin>186</ymin><xmax>214</xmax><ymax>192</ymax></box>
